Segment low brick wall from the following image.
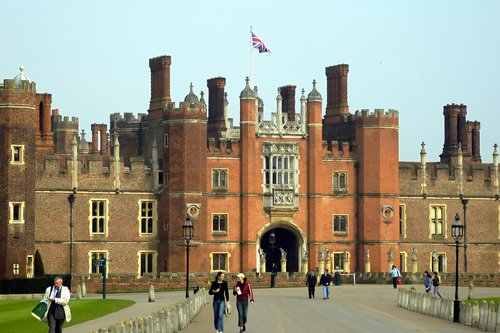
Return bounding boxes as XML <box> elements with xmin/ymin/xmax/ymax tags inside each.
<box><xmin>71</xmin><ymin>272</ymin><xmax>500</xmax><ymax>293</ymax></box>
<box><xmin>397</xmin><ymin>288</ymin><xmax>500</xmax><ymax>332</ymax></box>
<box><xmin>91</xmin><ymin>288</ymin><xmax>208</xmax><ymax>333</ymax></box>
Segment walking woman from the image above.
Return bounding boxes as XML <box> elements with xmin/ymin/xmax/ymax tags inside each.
<box><xmin>208</xmin><ymin>271</ymin><xmax>229</xmax><ymax>333</ymax></box>
<box><xmin>233</xmin><ymin>273</ymin><xmax>254</xmax><ymax>333</ymax></box>
<box><xmin>432</xmin><ymin>271</ymin><xmax>444</xmax><ymax>298</ymax></box>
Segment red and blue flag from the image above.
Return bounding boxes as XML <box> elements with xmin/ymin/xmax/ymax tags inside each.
<box><xmin>252</xmin><ymin>32</ymin><xmax>271</xmax><ymax>53</ymax></box>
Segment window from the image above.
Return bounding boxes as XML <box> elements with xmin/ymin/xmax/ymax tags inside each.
<box><xmin>211</xmin><ymin>253</ymin><xmax>228</xmax><ymax>272</ymax></box>
<box><xmin>11</xmin><ymin>145</ymin><xmax>24</xmax><ymax>164</ymax></box>
<box><xmin>212</xmin><ymin>214</ymin><xmax>228</xmax><ymax>234</ymax></box>
<box><xmin>333</xmin><ymin>171</ymin><xmax>348</xmax><ymax>191</ymax></box>
<box><xmin>400</xmin><ymin>252</ymin><xmax>407</xmax><ymax>273</ymax></box>
<box><xmin>9</xmin><ymin>202</ymin><xmax>25</xmax><ymax>224</ymax></box>
<box><xmin>430</xmin><ymin>205</ymin><xmax>445</xmax><ymax>236</ymax></box>
<box><xmin>264</xmin><ymin>155</ymin><xmax>297</xmax><ymax>188</ymax></box>
<box><xmin>332</xmin><ymin>253</ymin><xmax>342</xmax><ymax>270</ymax></box>
<box><xmin>333</xmin><ymin>215</ymin><xmax>348</xmax><ymax>234</ymax></box>
<box><xmin>139</xmin><ymin>251</ymin><xmax>157</xmax><ymax>277</ymax></box>
<box><xmin>164</xmin><ymin>134</ymin><xmax>168</xmax><ymax>148</ymax></box>
<box><xmin>139</xmin><ymin>200</ymin><xmax>157</xmax><ymax>235</ymax></box>
<box><xmin>157</xmin><ymin>171</ymin><xmax>164</xmax><ymax>186</ymax></box>
<box><xmin>13</xmin><ymin>264</ymin><xmax>19</xmax><ymax>275</ymax></box>
<box><xmin>431</xmin><ymin>252</ymin><xmax>446</xmax><ymax>273</ymax></box>
<box><xmin>212</xmin><ymin>169</ymin><xmax>228</xmax><ymax>190</ymax></box>
<box><xmin>90</xmin><ymin>251</ymin><xmax>108</xmax><ymax>275</ymax></box>
<box><xmin>399</xmin><ymin>205</ymin><xmax>406</xmax><ymax>238</ymax></box>
<box><xmin>26</xmin><ymin>255</ymin><xmax>34</xmax><ymax>278</ymax></box>
<box><xmin>90</xmin><ymin>200</ymin><xmax>108</xmax><ymax>234</ymax></box>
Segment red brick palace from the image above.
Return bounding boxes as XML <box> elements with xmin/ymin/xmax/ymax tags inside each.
<box><xmin>0</xmin><ymin>56</ymin><xmax>498</xmax><ymax>279</ymax></box>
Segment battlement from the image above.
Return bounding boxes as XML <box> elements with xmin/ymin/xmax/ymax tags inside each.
<box><xmin>207</xmin><ymin>138</ymin><xmax>241</xmax><ymax>157</ymax></box>
<box><xmin>111</xmin><ymin>112</ymin><xmax>147</xmax><ymax>123</ymax></box>
<box><xmin>0</xmin><ymin>79</ymin><xmax>36</xmax><ymax>94</ymax></box>
<box><xmin>399</xmin><ymin>161</ymin><xmax>497</xmax><ymax>197</ymax></box>
<box><xmin>51</xmin><ymin>115</ymin><xmax>79</xmax><ymax>130</ymax></box>
<box><xmin>321</xmin><ymin>140</ymin><xmax>353</xmax><ymax>159</ymax></box>
<box><xmin>166</xmin><ymin>101</ymin><xmax>206</xmax><ymax>119</ymax></box>
<box><xmin>354</xmin><ymin>108</ymin><xmax>399</xmax><ymax>127</ymax></box>
<box><xmin>37</xmin><ymin>154</ymin><xmax>154</xmax><ymax>192</ymax></box>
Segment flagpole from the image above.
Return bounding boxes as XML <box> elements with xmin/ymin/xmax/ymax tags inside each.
<box><xmin>249</xmin><ymin>26</ymin><xmax>253</xmax><ymax>87</ymax></box>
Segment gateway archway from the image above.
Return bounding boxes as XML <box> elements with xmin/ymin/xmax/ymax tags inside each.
<box><xmin>260</xmin><ymin>227</ymin><xmax>300</xmax><ymax>273</ymax></box>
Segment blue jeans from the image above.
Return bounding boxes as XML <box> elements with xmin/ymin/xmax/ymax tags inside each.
<box><xmin>322</xmin><ymin>285</ymin><xmax>330</xmax><ymax>299</ymax></box>
<box><xmin>236</xmin><ymin>299</ymin><xmax>249</xmax><ymax>327</ymax></box>
<box><xmin>212</xmin><ymin>300</ymin><xmax>225</xmax><ymax>331</ymax></box>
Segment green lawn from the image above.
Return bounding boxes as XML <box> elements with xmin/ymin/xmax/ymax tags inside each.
<box><xmin>464</xmin><ymin>297</ymin><xmax>500</xmax><ymax>309</ymax></box>
<box><xmin>0</xmin><ymin>299</ymin><xmax>135</xmax><ymax>333</ymax></box>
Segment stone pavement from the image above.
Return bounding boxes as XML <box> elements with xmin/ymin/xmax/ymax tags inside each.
<box><xmin>65</xmin><ymin>285</ymin><xmax>498</xmax><ymax>333</ymax></box>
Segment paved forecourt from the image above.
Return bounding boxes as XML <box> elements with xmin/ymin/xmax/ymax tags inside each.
<box><xmin>181</xmin><ymin>284</ymin><xmax>498</xmax><ymax>333</ymax></box>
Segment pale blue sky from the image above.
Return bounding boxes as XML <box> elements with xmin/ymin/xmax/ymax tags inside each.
<box><xmin>2</xmin><ymin>0</ymin><xmax>498</xmax><ymax>161</ymax></box>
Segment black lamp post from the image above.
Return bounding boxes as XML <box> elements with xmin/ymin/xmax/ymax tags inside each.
<box><xmin>269</xmin><ymin>232</ymin><xmax>276</xmax><ymax>288</ymax></box>
<box><xmin>182</xmin><ymin>217</ymin><xmax>194</xmax><ymax>298</ymax></box>
<box><xmin>452</xmin><ymin>213</ymin><xmax>464</xmax><ymax>323</ymax></box>
<box><xmin>68</xmin><ymin>193</ymin><xmax>76</xmax><ymax>278</ymax></box>
<box><xmin>461</xmin><ymin>199</ymin><xmax>468</xmax><ymax>272</ymax></box>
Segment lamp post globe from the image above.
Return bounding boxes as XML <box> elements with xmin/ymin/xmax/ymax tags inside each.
<box><xmin>452</xmin><ymin>213</ymin><xmax>463</xmax><ymax>323</ymax></box>
<box><xmin>182</xmin><ymin>217</ymin><xmax>194</xmax><ymax>298</ymax></box>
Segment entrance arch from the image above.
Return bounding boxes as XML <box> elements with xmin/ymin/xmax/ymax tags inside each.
<box><xmin>259</xmin><ymin>226</ymin><xmax>303</xmax><ymax>273</ymax></box>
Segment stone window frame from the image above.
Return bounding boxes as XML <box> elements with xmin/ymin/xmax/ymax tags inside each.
<box><xmin>138</xmin><ymin>200</ymin><xmax>157</xmax><ymax>236</ymax></box>
<box><xmin>262</xmin><ymin>142</ymin><xmax>300</xmax><ymax>195</ymax></box>
<box><xmin>26</xmin><ymin>255</ymin><xmax>34</xmax><ymax>278</ymax></box>
<box><xmin>164</xmin><ymin>133</ymin><xmax>168</xmax><ymax>148</ymax></box>
<box><xmin>212</xmin><ymin>169</ymin><xmax>228</xmax><ymax>191</ymax></box>
<box><xmin>400</xmin><ymin>251</ymin><xmax>408</xmax><ymax>273</ymax></box>
<box><xmin>210</xmin><ymin>252</ymin><xmax>229</xmax><ymax>272</ymax></box>
<box><xmin>212</xmin><ymin>213</ymin><xmax>228</xmax><ymax>235</ymax></box>
<box><xmin>89</xmin><ymin>250</ymin><xmax>109</xmax><ymax>277</ymax></box>
<box><xmin>10</xmin><ymin>144</ymin><xmax>25</xmax><ymax>165</ymax></box>
<box><xmin>429</xmin><ymin>252</ymin><xmax>447</xmax><ymax>273</ymax></box>
<box><xmin>9</xmin><ymin>201</ymin><xmax>25</xmax><ymax>224</ymax></box>
<box><xmin>399</xmin><ymin>204</ymin><xmax>407</xmax><ymax>238</ymax></box>
<box><xmin>332</xmin><ymin>214</ymin><xmax>348</xmax><ymax>235</ymax></box>
<box><xmin>89</xmin><ymin>199</ymin><xmax>109</xmax><ymax>236</ymax></box>
<box><xmin>138</xmin><ymin>251</ymin><xmax>157</xmax><ymax>278</ymax></box>
<box><xmin>429</xmin><ymin>205</ymin><xmax>446</xmax><ymax>238</ymax></box>
<box><xmin>332</xmin><ymin>171</ymin><xmax>348</xmax><ymax>192</ymax></box>
<box><xmin>13</xmin><ymin>263</ymin><xmax>19</xmax><ymax>275</ymax></box>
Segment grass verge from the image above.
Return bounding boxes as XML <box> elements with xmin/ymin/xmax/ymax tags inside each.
<box><xmin>0</xmin><ymin>298</ymin><xmax>135</xmax><ymax>333</ymax></box>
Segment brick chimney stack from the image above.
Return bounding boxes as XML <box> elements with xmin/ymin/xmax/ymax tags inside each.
<box><xmin>148</xmin><ymin>55</ymin><xmax>172</xmax><ymax>120</ymax></box>
<box><xmin>324</xmin><ymin>64</ymin><xmax>349</xmax><ymax>126</ymax></box>
<box><xmin>207</xmin><ymin>77</ymin><xmax>227</xmax><ymax>138</ymax></box>
<box><xmin>279</xmin><ymin>85</ymin><xmax>296</xmax><ymax>122</ymax></box>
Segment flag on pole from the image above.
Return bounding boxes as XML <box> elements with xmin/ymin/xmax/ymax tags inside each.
<box><xmin>252</xmin><ymin>32</ymin><xmax>271</xmax><ymax>53</ymax></box>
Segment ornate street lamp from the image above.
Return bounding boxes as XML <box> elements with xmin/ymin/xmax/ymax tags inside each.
<box><xmin>452</xmin><ymin>213</ymin><xmax>464</xmax><ymax>323</ymax></box>
<box><xmin>269</xmin><ymin>232</ymin><xmax>276</xmax><ymax>288</ymax></box>
<box><xmin>182</xmin><ymin>217</ymin><xmax>194</xmax><ymax>298</ymax></box>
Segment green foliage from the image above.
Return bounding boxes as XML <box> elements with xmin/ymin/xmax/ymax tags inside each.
<box><xmin>0</xmin><ymin>299</ymin><xmax>135</xmax><ymax>333</ymax></box>
<box><xmin>464</xmin><ymin>297</ymin><xmax>500</xmax><ymax>311</ymax></box>
<box><xmin>34</xmin><ymin>250</ymin><xmax>44</xmax><ymax>277</ymax></box>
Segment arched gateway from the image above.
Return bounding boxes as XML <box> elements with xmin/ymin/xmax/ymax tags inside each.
<box><xmin>258</xmin><ymin>223</ymin><xmax>306</xmax><ymax>273</ymax></box>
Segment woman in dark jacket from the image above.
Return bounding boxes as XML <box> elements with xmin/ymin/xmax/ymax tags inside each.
<box><xmin>208</xmin><ymin>271</ymin><xmax>229</xmax><ymax>333</ymax></box>
<box><xmin>233</xmin><ymin>273</ymin><xmax>254</xmax><ymax>333</ymax></box>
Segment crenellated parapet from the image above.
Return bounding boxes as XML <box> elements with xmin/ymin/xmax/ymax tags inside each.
<box><xmin>111</xmin><ymin>112</ymin><xmax>147</xmax><ymax>123</ymax></box>
<box><xmin>165</xmin><ymin>101</ymin><xmax>207</xmax><ymax>120</ymax></box>
<box><xmin>399</xmin><ymin>161</ymin><xmax>497</xmax><ymax>197</ymax></box>
<box><xmin>37</xmin><ymin>154</ymin><xmax>154</xmax><ymax>192</ymax></box>
<box><xmin>354</xmin><ymin>109</ymin><xmax>399</xmax><ymax>127</ymax></box>
<box><xmin>51</xmin><ymin>115</ymin><xmax>79</xmax><ymax>131</ymax></box>
<box><xmin>0</xmin><ymin>78</ymin><xmax>37</xmax><ymax>94</ymax></box>
<box><xmin>321</xmin><ymin>140</ymin><xmax>352</xmax><ymax>159</ymax></box>
<box><xmin>207</xmin><ymin>137</ymin><xmax>241</xmax><ymax>157</ymax></box>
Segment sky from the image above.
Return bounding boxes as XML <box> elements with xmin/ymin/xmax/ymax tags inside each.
<box><xmin>2</xmin><ymin>0</ymin><xmax>499</xmax><ymax>162</ymax></box>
